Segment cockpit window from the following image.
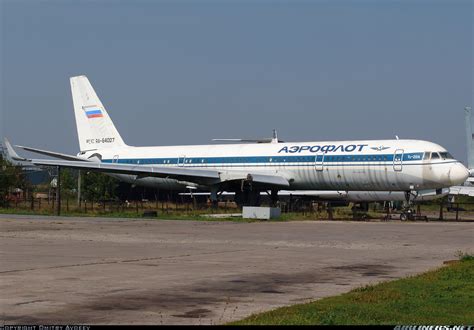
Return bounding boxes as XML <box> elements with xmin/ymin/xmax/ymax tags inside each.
<box><xmin>423</xmin><ymin>152</ymin><xmax>431</xmax><ymax>160</ymax></box>
<box><xmin>439</xmin><ymin>152</ymin><xmax>453</xmax><ymax>159</ymax></box>
<box><xmin>431</xmin><ymin>152</ymin><xmax>440</xmax><ymax>159</ymax></box>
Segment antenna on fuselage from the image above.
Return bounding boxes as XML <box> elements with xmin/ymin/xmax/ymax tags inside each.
<box><xmin>271</xmin><ymin>129</ymin><xmax>279</xmax><ymax>144</ymax></box>
<box><xmin>395</xmin><ymin>135</ymin><xmax>399</xmax><ymax>140</ymax></box>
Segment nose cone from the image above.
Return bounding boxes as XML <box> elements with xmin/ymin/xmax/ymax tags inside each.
<box><xmin>448</xmin><ymin>162</ymin><xmax>469</xmax><ymax>185</ymax></box>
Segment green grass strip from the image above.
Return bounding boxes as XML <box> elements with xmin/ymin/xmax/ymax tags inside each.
<box><xmin>231</xmin><ymin>259</ymin><xmax>474</xmax><ymax>325</ymax></box>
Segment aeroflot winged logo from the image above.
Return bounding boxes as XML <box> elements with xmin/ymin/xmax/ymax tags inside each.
<box><xmin>370</xmin><ymin>146</ymin><xmax>390</xmax><ymax>152</ymax></box>
<box><xmin>83</xmin><ymin>106</ymin><xmax>104</xmax><ymax>119</ymax></box>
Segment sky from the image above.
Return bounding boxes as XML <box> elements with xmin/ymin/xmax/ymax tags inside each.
<box><xmin>1</xmin><ymin>0</ymin><xmax>473</xmax><ymax>163</ymax></box>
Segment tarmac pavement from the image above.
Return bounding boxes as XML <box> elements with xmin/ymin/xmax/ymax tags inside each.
<box><xmin>1</xmin><ymin>214</ymin><xmax>473</xmax><ymax>325</ymax></box>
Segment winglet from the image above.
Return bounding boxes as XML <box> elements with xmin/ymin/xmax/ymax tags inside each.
<box><xmin>3</xmin><ymin>138</ymin><xmax>28</xmax><ymax>161</ymax></box>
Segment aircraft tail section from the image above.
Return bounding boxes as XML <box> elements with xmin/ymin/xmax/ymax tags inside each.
<box><xmin>465</xmin><ymin>106</ymin><xmax>474</xmax><ymax>170</ymax></box>
<box><xmin>70</xmin><ymin>75</ymin><xmax>126</xmax><ymax>152</ymax></box>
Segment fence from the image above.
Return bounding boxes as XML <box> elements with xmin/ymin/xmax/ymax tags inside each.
<box><xmin>2</xmin><ymin>196</ymin><xmax>474</xmax><ymax>221</ymax></box>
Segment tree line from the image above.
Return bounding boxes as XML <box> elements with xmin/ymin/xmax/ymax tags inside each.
<box><xmin>0</xmin><ymin>157</ymin><xmax>120</xmax><ymax>206</ymax></box>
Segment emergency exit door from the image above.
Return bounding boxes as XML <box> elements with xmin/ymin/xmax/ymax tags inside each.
<box><xmin>315</xmin><ymin>154</ymin><xmax>324</xmax><ymax>171</ymax></box>
<box><xmin>393</xmin><ymin>149</ymin><xmax>403</xmax><ymax>171</ymax></box>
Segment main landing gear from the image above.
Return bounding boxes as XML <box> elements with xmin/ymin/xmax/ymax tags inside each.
<box><xmin>234</xmin><ymin>177</ymin><xmax>261</xmax><ymax>206</ymax></box>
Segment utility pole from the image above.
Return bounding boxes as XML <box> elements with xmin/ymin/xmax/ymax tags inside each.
<box><xmin>77</xmin><ymin>170</ymin><xmax>81</xmax><ymax>207</ymax></box>
<box><xmin>56</xmin><ymin>166</ymin><xmax>61</xmax><ymax>216</ymax></box>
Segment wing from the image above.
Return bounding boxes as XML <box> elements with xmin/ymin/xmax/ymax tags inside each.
<box><xmin>31</xmin><ymin>159</ymin><xmax>290</xmax><ymax>188</ymax></box>
<box><xmin>16</xmin><ymin>145</ymin><xmax>88</xmax><ymax>161</ymax></box>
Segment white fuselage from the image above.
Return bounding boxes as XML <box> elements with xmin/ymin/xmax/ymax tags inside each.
<box><xmin>79</xmin><ymin>139</ymin><xmax>468</xmax><ymax>192</ymax></box>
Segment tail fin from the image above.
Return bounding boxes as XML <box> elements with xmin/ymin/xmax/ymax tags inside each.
<box><xmin>465</xmin><ymin>106</ymin><xmax>473</xmax><ymax>169</ymax></box>
<box><xmin>70</xmin><ymin>75</ymin><xmax>126</xmax><ymax>152</ymax></box>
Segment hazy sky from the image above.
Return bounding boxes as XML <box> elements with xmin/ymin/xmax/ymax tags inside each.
<box><xmin>1</xmin><ymin>0</ymin><xmax>473</xmax><ymax>162</ymax></box>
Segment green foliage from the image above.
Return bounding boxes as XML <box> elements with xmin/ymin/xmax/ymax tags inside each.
<box><xmin>0</xmin><ymin>158</ymin><xmax>30</xmax><ymax>206</ymax></box>
<box><xmin>231</xmin><ymin>260</ymin><xmax>474</xmax><ymax>325</ymax></box>
<box><xmin>81</xmin><ymin>171</ymin><xmax>119</xmax><ymax>201</ymax></box>
<box><xmin>456</xmin><ymin>250</ymin><xmax>474</xmax><ymax>261</ymax></box>
<box><xmin>60</xmin><ymin>168</ymin><xmax>77</xmax><ymax>196</ymax></box>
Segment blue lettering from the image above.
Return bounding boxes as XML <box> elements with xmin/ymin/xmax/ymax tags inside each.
<box><xmin>321</xmin><ymin>145</ymin><xmax>335</xmax><ymax>153</ymax></box>
<box><xmin>310</xmin><ymin>145</ymin><xmax>320</xmax><ymax>152</ymax></box>
<box><xmin>357</xmin><ymin>144</ymin><xmax>368</xmax><ymax>151</ymax></box>
<box><xmin>289</xmin><ymin>146</ymin><xmax>299</xmax><ymax>153</ymax></box>
<box><xmin>334</xmin><ymin>145</ymin><xmax>344</xmax><ymax>152</ymax></box>
<box><xmin>279</xmin><ymin>144</ymin><xmax>368</xmax><ymax>154</ymax></box>
<box><xmin>345</xmin><ymin>144</ymin><xmax>356</xmax><ymax>152</ymax></box>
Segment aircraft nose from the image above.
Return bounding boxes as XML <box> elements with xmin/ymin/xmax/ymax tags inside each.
<box><xmin>448</xmin><ymin>162</ymin><xmax>469</xmax><ymax>186</ymax></box>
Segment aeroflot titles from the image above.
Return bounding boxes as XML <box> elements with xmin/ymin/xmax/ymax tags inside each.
<box><xmin>278</xmin><ymin>144</ymin><xmax>369</xmax><ymax>154</ymax></box>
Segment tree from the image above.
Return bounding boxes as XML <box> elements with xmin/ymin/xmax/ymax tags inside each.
<box><xmin>0</xmin><ymin>158</ymin><xmax>29</xmax><ymax>207</ymax></box>
<box><xmin>81</xmin><ymin>172</ymin><xmax>119</xmax><ymax>202</ymax></box>
<box><xmin>60</xmin><ymin>168</ymin><xmax>77</xmax><ymax>199</ymax></box>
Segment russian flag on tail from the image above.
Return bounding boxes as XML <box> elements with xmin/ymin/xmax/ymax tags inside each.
<box><xmin>85</xmin><ymin>108</ymin><xmax>103</xmax><ymax>119</ymax></box>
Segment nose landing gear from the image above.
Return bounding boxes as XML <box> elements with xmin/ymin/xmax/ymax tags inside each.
<box><xmin>400</xmin><ymin>191</ymin><xmax>427</xmax><ymax>221</ymax></box>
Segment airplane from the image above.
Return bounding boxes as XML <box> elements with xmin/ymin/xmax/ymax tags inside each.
<box><xmin>2</xmin><ymin>139</ymin><xmax>47</xmax><ymax>173</ymax></box>
<box><xmin>281</xmin><ymin>106</ymin><xmax>474</xmax><ymax>202</ymax></box>
<box><xmin>6</xmin><ymin>75</ymin><xmax>469</xmax><ymax>207</ymax></box>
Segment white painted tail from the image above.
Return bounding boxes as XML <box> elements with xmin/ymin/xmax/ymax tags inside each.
<box><xmin>70</xmin><ymin>75</ymin><xmax>126</xmax><ymax>152</ymax></box>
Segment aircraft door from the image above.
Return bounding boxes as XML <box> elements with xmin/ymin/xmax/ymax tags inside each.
<box><xmin>393</xmin><ymin>149</ymin><xmax>403</xmax><ymax>171</ymax></box>
<box><xmin>178</xmin><ymin>155</ymin><xmax>186</xmax><ymax>167</ymax></box>
<box><xmin>112</xmin><ymin>155</ymin><xmax>119</xmax><ymax>163</ymax></box>
<box><xmin>315</xmin><ymin>154</ymin><xmax>324</xmax><ymax>171</ymax></box>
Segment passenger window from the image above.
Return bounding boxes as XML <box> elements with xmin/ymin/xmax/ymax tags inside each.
<box><xmin>431</xmin><ymin>152</ymin><xmax>440</xmax><ymax>159</ymax></box>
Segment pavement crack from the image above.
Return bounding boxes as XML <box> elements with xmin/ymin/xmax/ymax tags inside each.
<box><xmin>0</xmin><ymin>249</ymin><xmax>252</xmax><ymax>274</ymax></box>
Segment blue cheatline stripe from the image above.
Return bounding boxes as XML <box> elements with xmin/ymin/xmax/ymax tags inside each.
<box><xmin>102</xmin><ymin>152</ymin><xmax>429</xmax><ymax>165</ymax></box>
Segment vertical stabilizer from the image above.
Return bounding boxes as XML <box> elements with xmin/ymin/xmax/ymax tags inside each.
<box><xmin>465</xmin><ymin>106</ymin><xmax>473</xmax><ymax>169</ymax></box>
<box><xmin>70</xmin><ymin>75</ymin><xmax>126</xmax><ymax>152</ymax></box>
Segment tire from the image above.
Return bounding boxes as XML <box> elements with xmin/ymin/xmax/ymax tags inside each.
<box><xmin>400</xmin><ymin>213</ymin><xmax>407</xmax><ymax>221</ymax></box>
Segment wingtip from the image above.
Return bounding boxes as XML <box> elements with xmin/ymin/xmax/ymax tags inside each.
<box><xmin>3</xmin><ymin>138</ymin><xmax>27</xmax><ymax>161</ymax></box>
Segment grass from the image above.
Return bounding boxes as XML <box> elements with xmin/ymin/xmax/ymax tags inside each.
<box><xmin>231</xmin><ymin>258</ymin><xmax>474</xmax><ymax>325</ymax></box>
<box><xmin>1</xmin><ymin>204</ymin><xmax>293</xmax><ymax>222</ymax></box>
<box><xmin>0</xmin><ymin>202</ymin><xmax>355</xmax><ymax>222</ymax></box>
<box><xmin>2</xmin><ymin>200</ymin><xmax>474</xmax><ymax>222</ymax></box>
<box><xmin>0</xmin><ymin>207</ymin><xmax>252</xmax><ymax>222</ymax></box>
